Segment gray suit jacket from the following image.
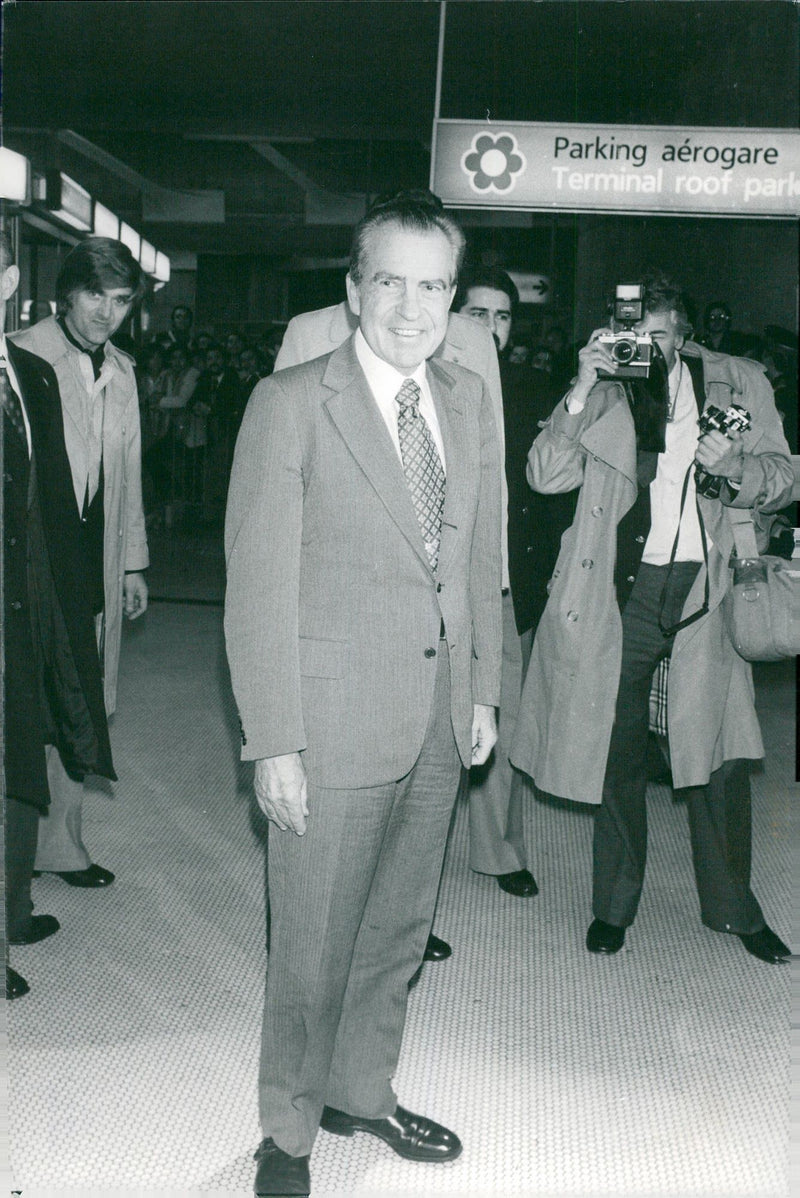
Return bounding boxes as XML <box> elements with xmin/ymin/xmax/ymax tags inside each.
<box><xmin>275</xmin><ymin>302</ymin><xmax>509</xmax><ymax>586</ymax></box>
<box><xmin>224</xmin><ymin>336</ymin><xmax>503</xmax><ymax>789</ymax></box>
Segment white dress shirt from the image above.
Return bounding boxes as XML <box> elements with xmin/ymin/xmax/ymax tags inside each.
<box><xmin>643</xmin><ymin>355</ymin><xmax>707</xmax><ymax>564</ymax></box>
<box><xmin>354</xmin><ymin>328</ymin><xmax>446</xmax><ymax>473</ymax></box>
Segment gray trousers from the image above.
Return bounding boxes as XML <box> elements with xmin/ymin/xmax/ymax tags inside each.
<box><xmin>259</xmin><ymin>643</ymin><xmax>462</xmax><ymax>1158</ymax></box>
<box><xmin>593</xmin><ymin>562</ymin><xmax>764</xmax><ymax>934</ymax></box>
<box><xmin>468</xmin><ymin>590</ymin><xmax>532</xmax><ymax>875</ymax></box>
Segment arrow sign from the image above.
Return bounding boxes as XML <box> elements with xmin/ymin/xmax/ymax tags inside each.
<box><xmin>509</xmin><ymin>272</ymin><xmax>551</xmax><ymax>304</ymax></box>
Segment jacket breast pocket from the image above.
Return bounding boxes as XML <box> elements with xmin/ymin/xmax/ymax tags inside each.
<box><xmin>298</xmin><ymin>637</ymin><xmax>346</xmax><ymax>678</ymax></box>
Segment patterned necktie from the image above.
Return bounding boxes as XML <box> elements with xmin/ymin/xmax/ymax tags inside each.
<box><xmin>0</xmin><ymin>356</ymin><xmax>27</xmax><ymax>445</ymax></box>
<box><xmin>395</xmin><ymin>378</ymin><xmax>445</xmax><ymax>570</ymax></box>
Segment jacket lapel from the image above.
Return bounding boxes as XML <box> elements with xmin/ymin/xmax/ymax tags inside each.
<box><xmin>322</xmin><ymin>339</ymin><xmax>433</xmax><ymax>572</ymax></box>
<box><xmin>579</xmin><ymin>388</ymin><xmax>638</xmax><ymax>487</ymax></box>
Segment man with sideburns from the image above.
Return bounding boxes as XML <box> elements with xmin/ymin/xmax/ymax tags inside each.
<box><xmin>225</xmin><ymin>193</ymin><xmax>502</xmax><ymax>1195</ymax></box>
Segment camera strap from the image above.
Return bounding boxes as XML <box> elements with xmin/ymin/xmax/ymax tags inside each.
<box><xmin>658</xmin><ymin>463</ymin><xmax>710</xmax><ymax>637</ymax></box>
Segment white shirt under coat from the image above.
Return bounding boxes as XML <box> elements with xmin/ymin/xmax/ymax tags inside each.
<box><xmin>354</xmin><ymin>327</ymin><xmax>446</xmax><ymax>473</ymax></box>
<box><xmin>643</xmin><ymin>355</ymin><xmax>708</xmax><ymax>565</ymax></box>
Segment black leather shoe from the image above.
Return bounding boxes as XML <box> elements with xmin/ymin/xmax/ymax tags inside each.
<box><xmin>253</xmin><ymin>1137</ymin><xmax>310</xmax><ymax>1196</ymax></box>
<box><xmin>739</xmin><ymin>925</ymin><xmax>791</xmax><ymax>964</ymax></box>
<box><xmin>8</xmin><ymin>914</ymin><xmax>60</xmax><ymax>946</ymax></box>
<box><xmin>36</xmin><ymin>863</ymin><xmax>115</xmax><ymax>888</ymax></box>
<box><xmin>320</xmin><ymin>1104</ymin><xmax>462</xmax><ymax>1162</ymax></box>
<box><xmin>423</xmin><ymin>933</ymin><xmax>451</xmax><ymax>962</ymax></box>
<box><xmin>6</xmin><ymin>967</ymin><xmax>30</xmax><ymax>1000</ymax></box>
<box><xmin>497</xmin><ymin>868</ymin><xmax>539</xmax><ymax>897</ymax></box>
<box><xmin>586</xmin><ymin>918</ymin><xmax>626</xmax><ymax>954</ymax></box>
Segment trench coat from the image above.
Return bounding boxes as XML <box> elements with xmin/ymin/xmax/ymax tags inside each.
<box><xmin>12</xmin><ymin>317</ymin><xmax>149</xmax><ymax>714</ymax></box>
<box><xmin>509</xmin><ymin>341</ymin><xmax>793</xmax><ymax>804</ymax></box>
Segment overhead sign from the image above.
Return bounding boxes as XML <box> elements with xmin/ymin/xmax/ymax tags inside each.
<box><xmin>508</xmin><ymin>272</ymin><xmax>551</xmax><ymax>304</ymax></box>
<box><xmin>431</xmin><ymin>121</ymin><xmax>800</xmax><ymax>218</ymax></box>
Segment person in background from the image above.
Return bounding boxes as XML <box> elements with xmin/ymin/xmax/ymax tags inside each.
<box><xmin>158</xmin><ymin>344</ymin><xmax>204</xmax><ymax>512</ymax></box>
<box><xmin>511</xmin><ymin>272</ymin><xmax>793</xmax><ymax>965</ymax></box>
<box><xmin>543</xmin><ymin>325</ymin><xmax>574</xmax><ymax>392</ymax></box>
<box><xmin>136</xmin><ymin>342</ymin><xmax>166</xmax><ymax>452</ymax></box>
<box><xmin>238</xmin><ymin>345</ymin><xmax>264</xmax><ymax>397</ymax></box>
<box><xmin>2</xmin><ymin>228</ymin><xmax>114</xmax><ymax>999</ymax></box>
<box><xmin>508</xmin><ymin>342</ymin><xmax>530</xmax><ymax>365</ymax></box>
<box><xmin>194</xmin><ymin>341</ymin><xmax>245</xmax><ymax>483</ymax></box>
<box><xmin>11</xmin><ymin>237</ymin><xmax>149</xmax><ymax>891</ymax></box>
<box><xmin>761</xmin><ymin>325</ymin><xmax>798</xmax><ymax>454</ymax></box>
<box><xmin>156</xmin><ymin>303</ymin><xmax>194</xmax><ymax>356</ymax></box>
<box><xmin>456</xmin><ymin>265</ymin><xmax>578</xmax><ymax>900</ymax></box>
<box><xmin>224</xmin><ymin>330</ymin><xmax>245</xmax><ymax>372</ymax></box>
<box><xmin>225</xmin><ymin>190</ymin><xmax>501</xmax><ymax>1198</ymax></box>
<box><xmin>698</xmin><ymin>301</ymin><xmax>747</xmax><ymax>357</ymax></box>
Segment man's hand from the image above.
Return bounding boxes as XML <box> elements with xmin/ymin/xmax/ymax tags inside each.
<box><xmin>123</xmin><ymin>571</ymin><xmax>148</xmax><ymax>619</ymax></box>
<box><xmin>695</xmin><ymin>429</ymin><xmax>745</xmax><ymax>483</ymax></box>
<box><xmin>564</xmin><ymin>328</ymin><xmax>617</xmax><ymax>413</ymax></box>
<box><xmin>471</xmin><ymin>703</ymin><xmax>498</xmax><ymax>766</ymax></box>
<box><xmin>254</xmin><ymin>752</ymin><xmax>309</xmax><ymax>835</ymax></box>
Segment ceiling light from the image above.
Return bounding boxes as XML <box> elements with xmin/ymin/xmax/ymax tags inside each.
<box><xmin>46</xmin><ymin>171</ymin><xmax>92</xmax><ymax>231</ymax></box>
<box><xmin>0</xmin><ymin>147</ymin><xmax>32</xmax><ymax>204</ymax></box>
<box><xmin>119</xmin><ymin>221</ymin><xmax>141</xmax><ymax>259</ymax></box>
<box><xmin>93</xmin><ymin>201</ymin><xmax>119</xmax><ymax>239</ymax></box>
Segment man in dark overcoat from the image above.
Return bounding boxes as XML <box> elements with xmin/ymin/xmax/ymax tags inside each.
<box><xmin>2</xmin><ymin>229</ymin><xmax>114</xmax><ymax>999</ymax></box>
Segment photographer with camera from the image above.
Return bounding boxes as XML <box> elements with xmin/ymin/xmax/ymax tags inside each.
<box><xmin>510</xmin><ymin>273</ymin><xmax>793</xmax><ymax>965</ymax></box>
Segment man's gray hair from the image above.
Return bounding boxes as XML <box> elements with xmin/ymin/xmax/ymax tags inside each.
<box><xmin>349</xmin><ymin>190</ymin><xmax>465</xmax><ymax>286</ymax></box>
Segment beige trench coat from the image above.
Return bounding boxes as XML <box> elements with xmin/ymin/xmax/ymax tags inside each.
<box><xmin>509</xmin><ymin>342</ymin><xmax>793</xmax><ymax>804</ymax></box>
<box><xmin>12</xmin><ymin>317</ymin><xmax>149</xmax><ymax>715</ymax></box>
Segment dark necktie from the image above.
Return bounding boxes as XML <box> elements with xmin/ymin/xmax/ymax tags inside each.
<box><xmin>395</xmin><ymin>378</ymin><xmax>445</xmax><ymax>571</ymax></box>
<box><xmin>0</xmin><ymin>355</ymin><xmax>27</xmax><ymax>445</ymax></box>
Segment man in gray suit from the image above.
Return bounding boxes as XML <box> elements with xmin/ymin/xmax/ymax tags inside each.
<box><xmin>273</xmin><ymin>193</ymin><xmax>532</xmax><ymax>964</ymax></box>
<box><xmin>225</xmin><ymin>194</ymin><xmax>502</xmax><ymax>1196</ymax></box>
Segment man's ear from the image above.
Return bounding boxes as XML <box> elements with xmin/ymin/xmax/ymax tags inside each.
<box><xmin>1</xmin><ymin>265</ymin><xmax>20</xmax><ymax>303</ymax></box>
<box><xmin>345</xmin><ymin>274</ymin><xmax>360</xmax><ymax>317</ymax></box>
<box><xmin>670</xmin><ymin>310</ymin><xmax>685</xmax><ymax>351</ymax></box>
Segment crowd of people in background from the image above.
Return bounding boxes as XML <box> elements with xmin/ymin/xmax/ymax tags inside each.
<box><xmin>132</xmin><ymin>298</ymin><xmax>797</xmax><ymax>536</ymax></box>
<box><xmin>18</xmin><ymin>293</ymin><xmax>796</xmax><ymax>534</ymax></box>
<box><xmin>131</xmin><ymin>307</ymin><xmax>286</xmax><ymax>527</ymax></box>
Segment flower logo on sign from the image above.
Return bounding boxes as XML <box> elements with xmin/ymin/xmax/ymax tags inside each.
<box><xmin>461</xmin><ymin>133</ymin><xmax>526</xmax><ymax>194</ymax></box>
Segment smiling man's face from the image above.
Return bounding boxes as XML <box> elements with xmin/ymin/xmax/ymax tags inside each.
<box><xmin>346</xmin><ymin>222</ymin><xmax>456</xmax><ymax>374</ymax></box>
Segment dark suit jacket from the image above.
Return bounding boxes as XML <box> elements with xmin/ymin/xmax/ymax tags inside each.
<box><xmin>502</xmin><ymin>361</ymin><xmax>578</xmax><ymax>636</ymax></box>
<box><xmin>3</xmin><ymin>341</ymin><xmax>114</xmax><ymax>810</ymax></box>
<box><xmin>224</xmin><ymin>335</ymin><xmax>503</xmax><ymax>787</ymax></box>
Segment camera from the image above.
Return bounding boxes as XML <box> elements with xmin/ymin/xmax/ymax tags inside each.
<box><xmin>695</xmin><ymin>404</ymin><xmax>751</xmax><ymax>498</ymax></box>
<box><xmin>597</xmin><ymin>284</ymin><xmax>653</xmax><ymax>379</ymax></box>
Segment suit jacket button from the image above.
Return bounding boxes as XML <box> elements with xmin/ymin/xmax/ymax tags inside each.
<box><xmin>581</xmin><ymin>558</ymin><xmax>593</xmax><ymax>568</ymax></box>
<box><xmin>627</xmin><ymin>575</ymin><xmax>636</xmax><ymax>583</ymax></box>
<box><xmin>566</xmin><ymin>610</ymin><xmax>578</xmax><ymax>622</ymax></box>
<box><xmin>635</xmin><ymin>535</ymin><xmax>645</xmax><ymax>544</ymax></box>
<box><xmin>521</xmin><ymin>505</ymin><xmax>529</xmax><ymax>514</ymax></box>
<box><xmin>11</xmin><ymin>600</ymin><xmax>22</xmax><ymax>611</ymax></box>
<box><xmin>424</xmin><ymin>647</ymin><xmax>437</xmax><ymax>658</ymax></box>
<box><xmin>591</xmin><ymin>505</ymin><xmax>603</xmax><ymax>517</ymax></box>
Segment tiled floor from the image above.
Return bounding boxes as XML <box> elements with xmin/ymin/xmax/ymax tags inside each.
<box><xmin>4</xmin><ymin>537</ymin><xmax>795</xmax><ymax>1198</ymax></box>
